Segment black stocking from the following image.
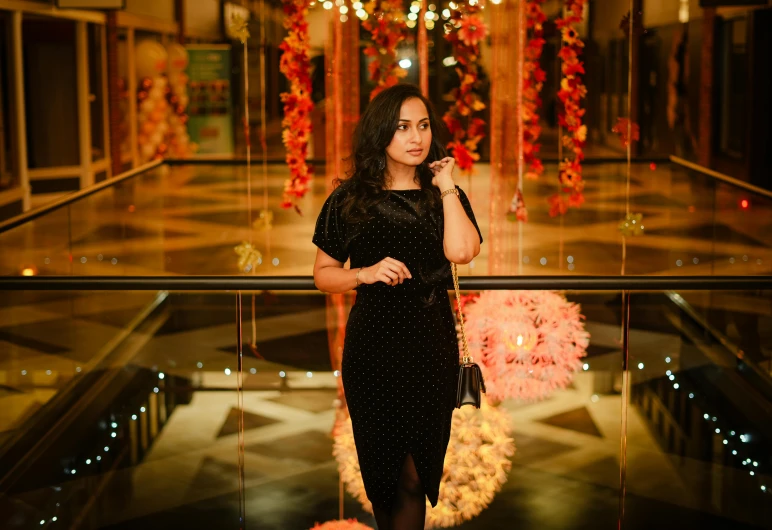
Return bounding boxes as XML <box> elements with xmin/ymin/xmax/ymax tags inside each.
<box><xmin>372</xmin><ymin>504</ymin><xmax>392</xmax><ymax>530</ymax></box>
<box><xmin>392</xmin><ymin>454</ymin><xmax>426</xmax><ymax>530</ymax></box>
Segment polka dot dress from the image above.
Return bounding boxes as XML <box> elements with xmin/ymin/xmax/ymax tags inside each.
<box><xmin>313</xmin><ymin>182</ymin><xmax>483</xmax><ymax>511</ymax></box>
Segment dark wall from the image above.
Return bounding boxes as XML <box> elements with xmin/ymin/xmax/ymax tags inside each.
<box><xmin>638</xmin><ymin>22</ymin><xmax>701</xmax><ymax>161</ymax></box>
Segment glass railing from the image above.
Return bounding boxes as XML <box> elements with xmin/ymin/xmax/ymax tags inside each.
<box><xmin>0</xmin><ymin>276</ymin><xmax>769</xmax><ymax>529</ymax></box>
<box><xmin>2</xmin><ymin>159</ymin><xmax>771</xmax><ymax>278</ymax></box>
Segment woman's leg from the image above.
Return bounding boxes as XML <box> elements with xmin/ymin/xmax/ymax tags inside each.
<box><xmin>372</xmin><ymin>504</ymin><xmax>392</xmax><ymax>530</ymax></box>
<box><xmin>391</xmin><ymin>454</ymin><xmax>426</xmax><ymax>530</ymax></box>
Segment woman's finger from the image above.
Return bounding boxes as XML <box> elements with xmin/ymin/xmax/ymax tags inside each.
<box><xmin>384</xmin><ymin>258</ymin><xmax>410</xmax><ymax>279</ymax></box>
<box><xmin>384</xmin><ymin>262</ymin><xmax>407</xmax><ymax>281</ymax></box>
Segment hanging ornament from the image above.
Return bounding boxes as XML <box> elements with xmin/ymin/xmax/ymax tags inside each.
<box><xmin>462</xmin><ymin>290</ymin><xmax>590</xmax><ymax>403</ymax></box>
<box><xmin>226</xmin><ymin>13</ymin><xmax>251</xmax><ymax>43</ymax></box>
<box><xmin>442</xmin><ymin>2</ymin><xmax>488</xmax><ymax>175</ymax></box>
<box><xmin>280</xmin><ymin>0</ymin><xmax>315</xmax><ymax>212</ymax></box>
<box><xmin>611</xmin><ymin>117</ymin><xmax>640</xmax><ymax>148</ymax></box>
<box><xmin>618</xmin><ymin>212</ymin><xmax>645</xmax><ymax>237</ymax></box>
<box><xmin>252</xmin><ymin>208</ymin><xmax>274</xmax><ymax>231</ymax></box>
<box><xmin>334</xmin><ymin>399</ymin><xmax>515</xmax><ymax>528</ymax></box>
<box><xmin>362</xmin><ymin>0</ymin><xmax>409</xmax><ymax>100</ymax></box>
<box><xmin>234</xmin><ymin>241</ymin><xmax>262</xmax><ymax>273</ymax></box>
<box><xmin>506</xmin><ymin>189</ymin><xmax>528</xmax><ymax>222</ymax></box>
<box><xmin>552</xmin><ymin>0</ymin><xmax>588</xmax><ymax>217</ymax></box>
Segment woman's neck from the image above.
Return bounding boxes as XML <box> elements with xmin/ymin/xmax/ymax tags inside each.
<box><xmin>385</xmin><ymin>163</ymin><xmax>419</xmax><ymax>190</ymax></box>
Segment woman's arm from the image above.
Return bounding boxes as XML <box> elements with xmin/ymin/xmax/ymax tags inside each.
<box><xmin>430</xmin><ymin>158</ymin><xmax>481</xmax><ymax>264</ymax></box>
<box><xmin>313</xmin><ymin>249</ymin><xmax>359</xmax><ymax>293</ymax></box>
<box><xmin>314</xmin><ymin>249</ymin><xmax>412</xmax><ymax>293</ymax></box>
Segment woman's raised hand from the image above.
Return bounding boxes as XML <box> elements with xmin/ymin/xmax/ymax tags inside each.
<box><xmin>360</xmin><ymin>257</ymin><xmax>412</xmax><ymax>286</ymax></box>
<box><xmin>429</xmin><ymin>156</ymin><xmax>455</xmax><ymax>190</ymax></box>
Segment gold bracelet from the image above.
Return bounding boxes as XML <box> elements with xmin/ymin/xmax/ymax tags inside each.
<box><xmin>355</xmin><ymin>267</ymin><xmax>363</xmax><ymax>286</ymax></box>
<box><xmin>441</xmin><ymin>188</ymin><xmax>459</xmax><ymax>200</ymax></box>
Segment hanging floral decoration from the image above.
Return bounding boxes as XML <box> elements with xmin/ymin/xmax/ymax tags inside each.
<box><xmin>363</xmin><ymin>0</ymin><xmax>409</xmax><ymax>100</ymax></box>
<box><xmin>279</xmin><ymin>0</ymin><xmax>315</xmax><ymax>212</ymax></box>
<box><xmin>506</xmin><ymin>189</ymin><xmax>528</xmax><ymax>222</ymax></box>
<box><xmin>334</xmin><ymin>399</ymin><xmax>515</xmax><ymax>528</ymax></box>
<box><xmin>309</xmin><ymin>520</ymin><xmax>373</xmax><ymax>530</ymax></box>
<box><xmin>522</xmin><ymin>0</ymin><xmax>547</xmax><ymax>182</ymax></box>
<box><xmin>462</xmin><ymin>290</ymin><xmax>590</xmax><ymax>403</ymax></box>
<box><xmin>442</xmin><ymin>3</ymin><xmax>489</xmax><ymax>174</ymax></box>
<box><xmin>551</xmin><ymin>0</ymin><xmax>588</xmax><ymax>217</ymax></box>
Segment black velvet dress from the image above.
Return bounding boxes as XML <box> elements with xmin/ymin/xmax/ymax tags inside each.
<box><xmin>312</xmin><ymin>182</ymin><xmax>483</xmax><ymax>510</ymax></box>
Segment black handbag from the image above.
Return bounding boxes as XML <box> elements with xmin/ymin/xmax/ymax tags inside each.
<box><xmin>451</xmin><ymin>262</ymin><xmax>486</xmax><ymax>408</ymax></box>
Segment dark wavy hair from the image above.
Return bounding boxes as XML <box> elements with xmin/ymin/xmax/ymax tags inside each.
<box><xmin>335</xmin><ymin>84</ymin><xmax>448</xmax><ymax>223</ymax></box>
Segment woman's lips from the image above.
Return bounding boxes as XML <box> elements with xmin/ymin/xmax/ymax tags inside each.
<box><xmin>407</xmin><ymin>148</ymin><xmax>423</xmax><ymax>156</ymax></box>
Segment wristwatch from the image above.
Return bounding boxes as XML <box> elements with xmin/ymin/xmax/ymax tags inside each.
<box><xmin>441</xmin><ymin>188</ymin><xmax>459</xmax><ymax>199</ymax></box>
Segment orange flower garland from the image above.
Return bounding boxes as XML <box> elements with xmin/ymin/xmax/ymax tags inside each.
<box><xmin>523</xmin><ymin>0</ymin><xmax>547</xmax><ymax>182</ymax></box>
<box><xmin>442</xmin><ymin>3</ymin><xmax>488</xmax><ymax>174</ymax></box>
<box><xmin>552</xmin><ymin>0</ymin><xmax>587</xmax><ymax>217</ymax></box>
<box><xmin>363</xmin><ymin>0</ymin><xmax>409</xmax><ymax>100</ymax></box>
<box><xmin>279</xmin><ymin>0</ymin><xmax>315</xmax><ymax>212</ymax></box>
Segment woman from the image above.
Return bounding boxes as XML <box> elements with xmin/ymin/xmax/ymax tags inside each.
<box><xmin>312</xmin><ymin>84</ymin><xmax>482</xmax><ymax>530</ymax></box>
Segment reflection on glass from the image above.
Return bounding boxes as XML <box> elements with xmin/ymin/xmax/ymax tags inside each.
<box><xmin>0</xmin><ymin>286</ymin><xmax>769</xmax><ymax>528</ymax></box>
<box><xmin>625</xmin><ymin>290</ymin><xmax>771</xmax><ymax>528</ymax></box>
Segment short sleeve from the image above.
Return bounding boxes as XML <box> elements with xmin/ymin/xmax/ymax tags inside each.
<box><xmin>457</xmin><ymin>186</ymin><xmax>483</xmax><ymax>245</ymax></box>
<box><xmin>312</xmin><ymin>186</ymin><xmax>350</xmax><ymax>263</ymax></box>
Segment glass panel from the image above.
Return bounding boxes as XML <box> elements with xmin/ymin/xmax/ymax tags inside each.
<box><xmin>67</xmin><ymin>168</ymin><xmax>167</xmax><ymax>276</ymax></box>
<box><xmin>624</xmin><ymin>289</ymin><xmax>772</xmax><ymax>528</ymax></box>
<box><xmin>1</xmin><ymin>285</ymin><xmax>770</xmax><ymax>527</ymax></box>
<box><xmin>0</xmin><ymin>206</ymin><xmax>72</xmax><ymax>276</ymax></box>
<box><xmin>22</xmin><ymin>16</ymin><xmax>79</xmax><ymax>169</ymax></box>
<box><xmin>711</xmin><ymin>180</ymin><xmax>772</xmax><ymax>275</ymax></box>
<box><xmin>0</xmin><ymin>289</ymin><xmax>239</xmax><ymax>529</ymax></box>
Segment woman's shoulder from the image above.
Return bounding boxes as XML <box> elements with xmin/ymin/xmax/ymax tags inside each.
<box><xmin>329</xmin><ymin>178</ymin><xmax>355</xmax><ymax>201</ymax></box>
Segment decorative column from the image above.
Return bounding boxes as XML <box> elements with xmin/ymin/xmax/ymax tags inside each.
<box><xmin>324</xmin><ymin>9</ymin><xmax>360</xmax><ymax>413</ymax></box>
<box><xmin>325</xmin><ymin>9</ymin><xmax>360</xmax><ymax>189</ymax></box>
<box><xmin>418</xmin><ymin>0</ymin><xmax>428</xmax><ymax>96</ymax></box>
<box><xmin>488</xmin><ymin>0</ymin><xmax>524</xmax><ymax>276</ymax></box>
<box><xmin>697</xmin><ymin>7</ymin><xmax>715</xmax><ymax>168</ymax></box>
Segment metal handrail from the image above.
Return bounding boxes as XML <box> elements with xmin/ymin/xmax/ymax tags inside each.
<box><xmin>1</xmin><ymin>275</ymin><xmax>771</xmax><ymax>291</ymax></box>
<box><xmin>670</xmin><ymin>155</ymin><xmax>772</xmax><ymax>200</ymax></box>
<box><xmin>0</xmin><ymin>160</ymin><xmax>164</xmax><ymax>234</ymax></box>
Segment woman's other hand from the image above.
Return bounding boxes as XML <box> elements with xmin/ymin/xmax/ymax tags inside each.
<box><xmin>429</xmin><ymin>156</ymin><xmax>456</xmax><ymax>191</ymax></box>
<box><xmin>360</xmin><ymin>257</ymin><xmax>412</xmax><ymax>286</ymax></box>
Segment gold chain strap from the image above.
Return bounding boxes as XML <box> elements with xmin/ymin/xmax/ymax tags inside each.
<box><xmin>451</xmin><ymin>262</ymin><xmax>472</xmax><ymax>364</ymax></box>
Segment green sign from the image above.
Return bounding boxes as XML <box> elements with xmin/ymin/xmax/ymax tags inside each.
<box><xmin>185</xmin><ymin>45</ymin><xmax>234</xmax><ymax>155</ymax></box>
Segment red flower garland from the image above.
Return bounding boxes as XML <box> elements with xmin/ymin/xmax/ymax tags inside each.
<box><xmin>363</xmin><ymin>0</ymin><xmax>409</xmax><ymax>100</ymax></box>
<box><xmin>523</xmin><ymin>0</ymin><xmax>547</xmax><ymax>182</ymax></box>
<box><xmin>279</xmin><ymin>0</ymin><xmax>315</xmax><ymax>212</ymax></box>
<box><xmin>552</xmin><ymin>0</ymin><xmax>587</xmax><ymax>217</ymax></box>
<box><xmin>442</xmin><ymin>3</ymin><xmax>488</xmax><ymax>174</ymax></box>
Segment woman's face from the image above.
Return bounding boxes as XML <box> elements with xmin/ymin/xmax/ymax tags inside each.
<box><xmin>385</xmin><ymin>97</ymin><xmax>432</xmax><ymax>170</ymax></box>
